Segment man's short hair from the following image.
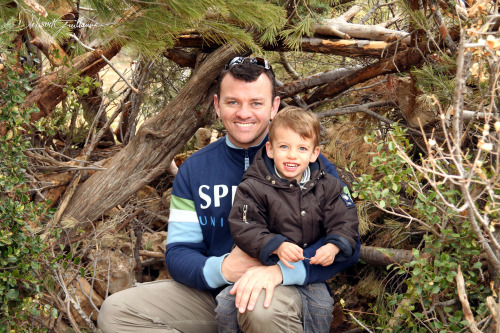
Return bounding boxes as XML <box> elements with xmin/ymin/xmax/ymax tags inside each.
<box><xmin>216</xmin><ymin>57</ymin><xmax>276</xmax><ymax>99</ymax></box>
<box><xmin>269</xmin><ymin>106</ymin><xmax>321</xmax><ymax>147</ymax></box>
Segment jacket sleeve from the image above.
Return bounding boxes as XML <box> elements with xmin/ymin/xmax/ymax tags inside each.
<box><xmin>322</xmin><ymin>177</ymin><xmax>359</xmax><ymax>261</ymax></box>
<box><xmin>278</xmin><ymin>236</ymin><xmax>361</xmax><ymax>285</ymax></box>
<box><xmin>229</xmin><ymin>181</ymin><xmax>286</xmax><ymax>265</ymax></box>
<box><xmin>165</xmin><ymin>167</ymin><xmax>229</xmax><ymax>291</ymax></box>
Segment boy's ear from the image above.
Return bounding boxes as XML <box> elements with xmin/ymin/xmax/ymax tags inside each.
<box><xmin>310</xmin><ymin>146</ymin><xmax>320</xmax><ymax>163</ymax></box>
<box><xmin>266</xmin><ymin>141</ymin><xmax>274</xmax><ymax>159</ymax></box>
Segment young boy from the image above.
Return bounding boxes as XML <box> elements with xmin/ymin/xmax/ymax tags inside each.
<box><xmin>215</xmin><ymin>106</ymin><xmax>359</xmax><ymax>333</ymax></box>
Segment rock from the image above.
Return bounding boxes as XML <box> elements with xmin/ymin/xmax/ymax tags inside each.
<box><xmin>136</xmin><ymin>185</ymin><xmax>161</xmax><ymax>213</ymax></box>
<box><xmin>194</xmin><ymin>127</ymin><xmax>211</xmax><ymax>148</ymax></box>
<box><xmin>87</xmin><ymin>248</ymin><xmax>135</xmax><ymax>298</ymax></box>
<box><xmin>142</xmin><ymin>231</ymin><xmax>168</xmax><ymax>253</ymax></box>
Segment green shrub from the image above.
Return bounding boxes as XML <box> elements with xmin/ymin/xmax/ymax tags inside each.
<box><xmin>0</xmin><ymin>38</ymin><xmax>55</xmax><ymax>331</ymax></box>
<box><xmin>352</xmin><ymin>127</ymin><xmax>490</xmax><ymax>331</ymax></box>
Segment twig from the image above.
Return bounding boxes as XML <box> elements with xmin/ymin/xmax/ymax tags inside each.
<box><xmin>50</xmin><ymin>171</ymin><xmax>82</xmax><ymax>228</ymax></box>
<box><xmin>113</xmin><ymin>208</ymin><xmax>144</xmax><ymax>234</ymax></box>
<box><xmin>349</xmin><ymin>312</ymin><xmax>374</xmax><ymax>333</ymax></box>
<box><xmin>316</xmin><ymin>101</ymin><xmax>433</xmax><ymax>139</ymax></box>
<box><xmin>139</xmin><ymin>250</ymin><xmax>164</xmax><ymax>258</ymax></box>
<box><xmin>70</xmin><ymin>34</ymin><xmax>139</xmax><ymax>93</ymax></box>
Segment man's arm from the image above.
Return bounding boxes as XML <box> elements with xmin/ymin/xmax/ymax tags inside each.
<box><xmin>165</xmin><ymin>167</ymin><xmax>239</xmax><ymax>290</ymax></box>
<box><xmin>166</xmin><ymin>193</ymin><xmax>222</xmax><ymax>290</ymax></box>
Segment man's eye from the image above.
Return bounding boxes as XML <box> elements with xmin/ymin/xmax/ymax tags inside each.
<box><xmin>228</xmin><ymin>101</ymin><xmax>238</xmax><ymax>105</ymax></box>
<box><xmin>252</xmin><ymin>102</ymin><xmax>262</xmax><ymax>107</ymax></box>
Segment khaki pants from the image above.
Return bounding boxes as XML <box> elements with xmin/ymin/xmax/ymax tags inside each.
<box><xmin>97</xmin><ymin>279</ymin><xmax>303</xmax><ymax>333</ymax></box>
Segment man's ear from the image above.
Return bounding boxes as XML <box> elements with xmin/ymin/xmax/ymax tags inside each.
<box><xmin>310</xmin><ymin>146</ymin><xmax>320</xmax><ymax>163</ymax></box>
<box><xmin>266</xmin><ymin>141</ymin><xmax>274</xmax><ymax>159</ymax></box>
<box><xmin>214</xmin><ymin>94</ymin><xmax>221</xmax><ymax>118</ymax></box>
<box><xmin>270</xmin><ymin>96</ymin><xmax>280</xmax><ymax>120</ymax></box>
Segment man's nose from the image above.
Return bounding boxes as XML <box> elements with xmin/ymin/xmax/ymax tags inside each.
<box><xmin>236</xmin><ymin>103</ymin><xmax>251</xmax><ymax>118</ymax></box>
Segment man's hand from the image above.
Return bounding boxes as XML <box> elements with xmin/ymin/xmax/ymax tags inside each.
<box><xmin>273</xmin><ymin>242</ymin><xmax>304</xmax><ymax>269</ymax></box>
<box><xmin>221</xmin><ymin>246</ymin><xmax>261</xmax><ymax>282</ymax></box>
<box><xmin>230</xmin><ymin>265</ymin><xmax>283</xmax><ymax>313</ymax></box>
<box><xmin>309</xmin><ymin>243</ymin><xmax>340</xmax><ymax>266</ymax></box>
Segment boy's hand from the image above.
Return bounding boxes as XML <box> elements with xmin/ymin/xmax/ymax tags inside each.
<box><xmin>310</xmin><ymin>243</ymin><xmax>340</xmax><ymax>266</ymax></box>
<box><xmin>273</xmin><ymin>242</ymin><xmax>304</xmax><ymax>269</ymax></box>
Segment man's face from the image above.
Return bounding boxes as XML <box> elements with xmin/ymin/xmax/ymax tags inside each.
<box><xmin>214</xmin><ymin>73</ymin><xmax>280</xmax><ymax>149</ymax></box>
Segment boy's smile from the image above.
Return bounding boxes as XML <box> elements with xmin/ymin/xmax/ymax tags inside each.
<box><xmin>266</xmin><ymin>127</ymin><xmax>320</xmax><ymax>182</ymax></box>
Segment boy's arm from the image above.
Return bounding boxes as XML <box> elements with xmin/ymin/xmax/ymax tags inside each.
<box><xmin>322</xmin><ymin>177</ymin><xmax>359</xmax><ymax>261</ymax></box>
<box><xmin>278</xmin><ymin>236</ymin><xmax>360</xmax><ymax>285</ymax></box>
<box><xmin>229</xmin><ymin>182</ymin><xmax>286</xmax><ymax>265</ymax></box>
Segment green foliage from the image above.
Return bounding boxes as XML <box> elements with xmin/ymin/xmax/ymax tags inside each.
<box><xmin>412</xmin><ymin>56</ymin><xmax>457</xmax><ymax>108</ymax></box>
<box><xmin>352</xmin><ymin>127</ymin><xmax>490</xmax><ymax>331</ymax></box>
<box><xmin>0</xmin><ymin>43</ymin><xmax>55</xmax><ymax>330</ymax></box>
<box><xmin>84</xmin><ymin>0</ymin><xmax>287</xmax><ymax>57</ymax></box>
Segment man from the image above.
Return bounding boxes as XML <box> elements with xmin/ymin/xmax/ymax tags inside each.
<box><xmin>97</xmin><ymin>57</ymin><xmax>360</xmax><ymax>332</ymax></box>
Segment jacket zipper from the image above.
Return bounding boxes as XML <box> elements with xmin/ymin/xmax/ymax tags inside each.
<box><xmin>242</xmin><ymin>204</ymin><xmax>248</xmax><ymax>223</ymax></box>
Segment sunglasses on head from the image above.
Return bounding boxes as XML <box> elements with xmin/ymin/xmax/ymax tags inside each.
<box><xmin>224</xmin><ymin>57</ymin><xmax>273</xmax><ymax>71</ymax></box>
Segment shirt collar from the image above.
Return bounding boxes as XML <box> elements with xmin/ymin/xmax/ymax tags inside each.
<box><xmin>274</xmin><ymin>165</ymin><xmax>311</xmax><ymax>188</ymax></box>
<box><xmin>225</xmin><ymin>135</ymin><xmax>267</xmax><ymax>150</ymax></box>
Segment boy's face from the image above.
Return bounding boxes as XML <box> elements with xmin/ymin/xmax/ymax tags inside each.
<box><xmin>214</xmin><ymin>73</ymin><xmax>280</xmax><ymax>149</ymax></box>
<box><xmin>265</xmin><ymin>126</ymin><xmax>320</xmax><ymax>182</ymax></box>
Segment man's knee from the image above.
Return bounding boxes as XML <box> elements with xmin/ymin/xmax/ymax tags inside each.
<box><xmin>97</xmin><ymin>293</ymin><xmax>123</xmax><ymax>332</ymax></box>
<box><xmin>238</xmin><ymin>286</ymin><xmax>303</xmax><ymax>333</ymax></box>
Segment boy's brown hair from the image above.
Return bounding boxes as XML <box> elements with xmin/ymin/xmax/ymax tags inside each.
<box><xmin>269</xmin><ymin>106</ymin><xmax>321</xmax><ymax>147</ymax></box>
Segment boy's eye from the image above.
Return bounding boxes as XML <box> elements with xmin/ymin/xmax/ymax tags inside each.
<box><xmin>279</xmin><ymin>145</ymin><xmax>288</xmax><ymax>149</ymax></box>
<box><xmin>299</xmin><ymin>147</ymin><xmax>308</xmax><ymax>151</ymax></box>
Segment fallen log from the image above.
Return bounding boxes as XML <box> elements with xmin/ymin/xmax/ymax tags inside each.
<box><xmin>360</xmin><ymin>245</ymin><xmax>423</xmax><ymax>266</ymax></box>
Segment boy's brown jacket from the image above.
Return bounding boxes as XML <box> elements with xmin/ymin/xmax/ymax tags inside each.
<box><xmin>228</xmin><ymin>146</ymin><xmax>359</xmax><ymax>265</ymax></box>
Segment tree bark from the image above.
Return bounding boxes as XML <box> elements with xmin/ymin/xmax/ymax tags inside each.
<box><xmin>62</xmin><ymin>44</ymin><xmax>243</xmax><ymax>225</ymax></box>
<box><xmin>305</xmin><ymin>47</ymin><xmax>424</xmax><ymax>105</ymax></box>
<box><xmin>360</xmin><ymin>246</ymin><xmax>421</xmax><ymax>266</ymax></box>
<box><xmin>173</xmin><ymin>34</ymin><xmax>406</xmax><ymax>59</ymax></box>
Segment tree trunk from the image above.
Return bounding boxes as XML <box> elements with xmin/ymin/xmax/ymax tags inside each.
<box><xmin>62</xmin><ymin>45</ymin><xmax>242</xmax><ymax>225</ymax></box>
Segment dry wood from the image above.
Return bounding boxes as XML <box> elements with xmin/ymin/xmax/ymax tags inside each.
<box><xmin>139</xmin><ymin>250</ymin><xmax>164</xmax><ymax>259</ymax></box>
<box><xmin>456</xmin><ymin>266</ymin><xmax>482</xmax><ymax>333</ymax></box>
<box><xmin>22</xmin><ymin>41</ymin><xmax>122</xmax><ymax>124</ymax></box>
<box><xmin>29</xmin><ymin>37</ymin><xmax>69</xmax><ymax>67</ymax></box>
<box><xmin>173</xmin><ymin>34</ymin><xmax>404</xmax><ymax>59</ymax></box>
<box><xmin>23</xmin><ymin>0</ymin><xmax>48</xmax><ymax>17</ymax></box>
<box><xmin>278</xmin><ymin>66</ymin><xmax>360</xmax><ymax>99</ymax></box>
<box><xmin>305</xmin><ymin>47</ymin><xmax>424</xmax><ymax>105</ymax></box>
<box><xmin>314</xmin><ymin>5</ymin><xmax>410</xmax><ymax>44</ymax></box>
<box><xmin>360</xmin><ymin>245</ymin><xmax>420</xmax><ymax>266</ymax></box>
<box><xmin>486</xmin><ymin>296</ymin><xmax>499</xmax><ymax>331</ymax></box>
